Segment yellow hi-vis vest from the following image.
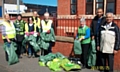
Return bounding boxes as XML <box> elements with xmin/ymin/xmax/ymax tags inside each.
<box><xmin>33</xmin><ymin>17</ymin><xmax>40</xmax><ymax>28</ymax></box>
<box><xmin>25</xmin><ymin>23</ymin><xmax>36</xmax><ymax>33</ymax></box>
<box><xmin>41</xmin><ymin>20</ymin><xmax>52</xmax><ymax>32</ymax></box>
<box><xmin>2</xmin><ymin>21</ymin><xmax>16</xmax><ymax>39</ymax></box>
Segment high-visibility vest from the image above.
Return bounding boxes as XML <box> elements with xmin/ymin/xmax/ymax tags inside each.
<box><xmin>41</xmin><ymin>20</ymin><xmax>52</xmax><ymax>32</ymax></box>
<box><xmin>2</xmin><ymin>21</ymin><xmax>16</xmax><ymax>39</ymax></box>
<box><xmin>25</xmin><ymin>23</ymin><xmax>36</xmax><ymax>33</ymax></box>
<box><xmin>33</xmin><ymin>17</ymin><xmax>40</xmax><ymax>28</ymax></box>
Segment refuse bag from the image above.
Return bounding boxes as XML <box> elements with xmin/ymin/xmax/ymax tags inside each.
<box><xmin>38</xmin><ymin>28</ymin><xmax>55</xmax><ymax>50</ymax></box>
<box><xmin>74</xmin><ymin>39</ymin><xmax>82</xmax><ymax>55</ymax></box>
<box><xmin>87</xmin><ymin>40</ymin><xmax>96</xmax><ymax>67</ymax></box>
<box><xmin>47</xmin><ymin>58</ymin><xmax>62</xmax><ymax>71</ymax></box>
<box><xmin>22</xmin><ymin>35</ymin><xmax>40</xmax><ymax>52</ymax></box>
<box><xmin>61</xmin><ymin>58</ymin><xmax>81</xmax><ymax>71</ymax></box>
<box><xmin>3</xmin><ymin>42</ymin><xmax>19</xmax><ymax>65</ymax></box>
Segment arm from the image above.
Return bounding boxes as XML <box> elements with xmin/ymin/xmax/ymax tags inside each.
<box><xmin>114</xmin><ymin>25</ymin><xmax>120</xmax><ymax>51</ymax></box>
<box><xmin>1</xmin><ymin>25</ymin><xmax>10</xmax><ymax>42</ymax></box>
<box><xmin>84</xmin><ymin>28</ymin><xmax>90</xmax><ymax>39</ymax></box>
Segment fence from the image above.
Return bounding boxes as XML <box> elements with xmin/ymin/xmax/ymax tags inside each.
<box><xmin>53</xmin><ymin>17</ymin><xmax>120</xmax><ymax>37</ymax></box>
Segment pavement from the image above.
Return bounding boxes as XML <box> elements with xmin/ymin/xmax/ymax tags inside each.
<box><xmin>0</xmin><ymin>44</ymin><xmax>101</xmax><ymax>72</ymax></box>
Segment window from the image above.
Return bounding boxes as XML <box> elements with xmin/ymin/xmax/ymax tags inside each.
<box><xmin>106</xmin><ymin>0</ymin><xmax>116</xmax><ymax>14</ymax></box>
<box><xmin>86</xmin><ymin>0</ymin><xmax>93</xmax><ymax>15</ymax></box>
<box><xmin>86</xmin><ymin>0</ymin><xmax>116</xmax><ymax>15</ymax></box>
<box><xmin>70</xmin><ymin>0</ymin><xmax>77</xmax><ymax>15</ymax></box>
<box><xmin>96</xmin><ymin>0</ymin><xmax>104</xmax><ymax>9</ymax></box>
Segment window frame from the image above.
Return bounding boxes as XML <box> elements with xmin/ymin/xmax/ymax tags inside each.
<box><xmin>70</xmin><ymin>0</ymin><xmax>77</xmax><ymax>15</ymax></box>
<box><xmin>86</xmin><ymin>0</ymin><xmax>93</xmax><ymax>15</ymax></box>
<box><xmin>106</xmin><ymin>0</ymin><xmax>116</xmax><ymax>14</ymax></box>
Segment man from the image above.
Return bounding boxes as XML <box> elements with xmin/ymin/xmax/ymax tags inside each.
<box><xmin>90</xmin><ymin>8</ymin><xmax>106</xmax><ymax>66</ymax></box>
<box><xmin>32</xmin><ymin>11</ymin><xmax>40</xmax><ymax>32</ymax></box>
<box><xmin>14</xmin><ymin>14</ymin><xmax>26</xmax><ymax>58</ymax></box>
<box><xmin>76</xmin><ymin>18</ymin><xmax>91</xmax><ymax>68</ymax></box>
<box><xmin>97</xmin><ymin>13</ymin><xmax>119</xmax><ymax>72</ymax></box>
<box><xmin>1</xmin><ymin>14</ymin><xmax>16</xmax><ymax>61</ymax></box>
<box><xmin>40</xmin><ymin>12</ymin><xmax>54</xmax><ymax>55</ymax></box>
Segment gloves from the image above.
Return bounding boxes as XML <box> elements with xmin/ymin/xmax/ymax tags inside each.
<box><xmin>46</xmin><ymin>30</ymin><xmax>50</xmax><ymax>34</ymax></box>
<box><xmin>30</xmin><ymin>31</ymin><xmax>34</xmax><ymax>35</ymax></box>
<box><xmin>25</xmin><ymin>32</ymin><xmax>29</xmax><ymax>36</ymax></box>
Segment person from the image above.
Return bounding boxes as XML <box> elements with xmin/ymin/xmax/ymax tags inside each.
<box><xmin>14</xmin><ymin>14</ymin><xmax>26</xmax><ymax>58</ymax></box>
<box><xmin>40</xmin><ymin>12</ymin><xmax>54</xmax><ymax>55</ymax></box>
<box><xmin>32</xmin><ymin>11</ymin><xmax>40</xmax><ymax>32</ymax></box>
<box><xmin>76</xmin><ymin>18</ymin><xmax>91</xmax><ymax>68</ymax></box>
<box><xmin>97</xmin><ymin>12</ymin><xmax>119</xmax><ymax>72</ymax></box>
<box><xmin>90</xmin><ymin>8</ymin><xmax>106</xmax><ymax>66</ymax></box>
<box><xmin>1</xmin><ymin>14</ymin><xmax>16</xmax><ymax>61</ymax></box>
<box><xmin>25</xmin><ymin>17</ymin><xmax>37</xmax><ymax>58</ymax></box>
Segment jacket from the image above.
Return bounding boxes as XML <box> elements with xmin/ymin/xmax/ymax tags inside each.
<box><xmin>90</xmin><ymin>16</ymin><xmax>106</xmax><ymax>37</ymax></box>
<box><xmin>97</xmin><ymin>22</ymin><xmax>120</xmax><ymax>53</ymax></box>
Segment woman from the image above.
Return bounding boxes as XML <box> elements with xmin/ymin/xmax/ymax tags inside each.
<box><xmin>1</xmin><ymin>14</ymin><xmax>16</xmax><ymax>61</ymax></box>
<box><xmin>25</xmin><ymin>17</ymin><xmax>37</xmax><ymax>58</ymax></box>
<box><xmin>76</xmin><ymin>18</ymin><xmax>91</xmax><ymax>68</ymax></box>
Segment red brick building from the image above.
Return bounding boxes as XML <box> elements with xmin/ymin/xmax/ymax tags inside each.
<box><xmin>58</xmin><ymin>0</ymin><xmax>120</xmax><ymax>17</ymax></box>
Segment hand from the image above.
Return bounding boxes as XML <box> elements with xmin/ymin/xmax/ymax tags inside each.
<box><xmin>25</xmin><ymin>32</ymin><xmax>29</xmax><ymax>36</ymax></box>
<box><xmin>79</xmin><ymin>38</ymin><xmax>83</xmax><ymax>41</ymax></box>
<box><xmin>7</xmin><ymin>39</ymin><xmax>11</xmax><ymax>43</ymax></box>
<box><xmin>30</xmin><ymin>31</ymin><xmax>34</xmax><ymax>35</ymax></box>
<box><xmin>46</xmin><ymin>30</ymin><xmax>50</xmax><ymax>34</ymax></box>
<box><xmin>97</xmin><ymin>46</ymin><xmax>100</xmax><ymax>51</ymax></box>
<box><xmin>92</xmin><ymin>36</ymin><xmax>95</xmax><ymax>40</ymax></box>
<box><xmin>114</xmin><ymin>50</ymin><xmax>118</xmax><ymax>54</ymax></box>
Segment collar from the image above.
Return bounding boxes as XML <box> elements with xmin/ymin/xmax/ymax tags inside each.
<box><xmin>106</xmin><ymin>22</ymin><xmax>112</xmax><ymax>27</ymax></box>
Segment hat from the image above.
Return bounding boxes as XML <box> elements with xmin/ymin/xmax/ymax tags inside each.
<box><xmin>80</xmin><ymin>17</ymin><xmax>86</xmax><ymax>22</ymax></box>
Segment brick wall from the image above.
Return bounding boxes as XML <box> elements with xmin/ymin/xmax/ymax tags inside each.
<box><xmin>116</xmin><ymin>0</ymin><xmax>120</xmax><ymax>14</ymax></box>
<box><xmin>57</xmin><ymin>0</ymin><xmax>70</xmax><ymax>15</ymax></box>
<box><xmin>52</xmin><ymin>41</ymin><xmax>120</xmax><ymax>70</ymax></box>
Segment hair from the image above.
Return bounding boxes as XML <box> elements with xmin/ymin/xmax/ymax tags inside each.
<box><xmin>106</xmin><ymin>12</ymin><xmax>114</xmax><ymax>17</ymax></box>
<box><xmin>28</xmin><ymin>17</ymin><xmax>34</xmax><ymax>23</ymax></box>
<box><xmin>97</xmin><ymin>8</ymin><xmax>103</xmax><ymax>11</ymax></box>
<box><xmin>17</xmin><ymin>14</ymin><xmax>22</xmax><ymax>18</ymax></box>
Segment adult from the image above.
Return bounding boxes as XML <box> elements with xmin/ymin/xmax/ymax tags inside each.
<box><xmin>1</xmin><ymin>14</ymin><xmax>16</xmax><ymax>61</ymax></box>
<box><xmin>97</xmin><ymin>13</ymin><xmax>119</xmax><ymax>72</ymax></box>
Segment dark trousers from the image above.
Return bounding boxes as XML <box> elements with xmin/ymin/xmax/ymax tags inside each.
<box><xmin>16</xmin><ymin>41</ymin><xmax>24</xmax><ymax>57</ymax></box>
<box><xmin>81</xmin><ymin>43</ymin><xmax>90</xmax><ymax>67</ymax></box>
<box><xmin>101</xmin><ymin>53</ymin><xmax>114</xmax><ymax>72</ymax></box>
<box><xmin>3</xmin><ymin>39</ymin><xmax>14</xmax><ymax>61</ymax></box>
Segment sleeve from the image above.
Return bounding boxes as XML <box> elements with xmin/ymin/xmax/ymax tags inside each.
<box><xmin>90</xmin><ymin>20</ymin><xmax>94</xmax><ymax>37</ymax></box>
<box><xmin>37</xmin><ymin>18</ymin><xmax>40</xmax><ymax>28</ymax></box>
<box><xmin>25</xmin><ymin>23</ymin><xmax>28</xmax><ymax>33</ymax></box>
<box><xmin>84</xmin><ymin>28</ymin><xmax>90</xmax><ymax>39</ymax></box>
<box><xmin>1</xmin><ymin>25</ymin><xmax>7</xmax><ymax>37</ymax></box>
<box><xmin>114</xmin><ymin>25</ymin><xmax>120</xmax><ymax>50</ymax></box>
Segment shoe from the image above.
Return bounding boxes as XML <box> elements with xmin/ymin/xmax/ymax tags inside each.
<box><xmin>28</xmin><ymin>55</ymin><xmax>31</xmax><ymax>58</ymax></box>
<box><xmin>32</xmin><ymin>55</ymin><xmax>35</xmax><ymax>58</ymax></box>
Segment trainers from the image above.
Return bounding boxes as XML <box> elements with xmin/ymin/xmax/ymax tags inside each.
<box><xmin>28</xmin><ymin>54</ymin><xmax>31</xmax><ymax>58</ymax></box>
<box><xmin>32</xmin><ymin>55</ymin><xmax>35</xmax><ymax>58</ymax></box>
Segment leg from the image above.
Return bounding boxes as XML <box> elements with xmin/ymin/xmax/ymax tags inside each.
<box><xmin>5</xmin><ymin>52</ymin><xmax>8</xmax><ymax>61</ymax></box>
<box><xmin>108</xmin><ymin>54</ymin><xmax>114</xmax><ymax>72</ymax></box>
<box><xmin>81</xmin><ymin>43</ymin><xmax>90</xmax><ymax>68</ymax></box>
<box><xmin>28</xmin><ymin>44</ymin><xmax>32</xmax><ymax>58</ymax></box>
<box><xmin>101</xmin><ymin>53</ymin><xmax>107</xmax><ymax>72</ymax></box>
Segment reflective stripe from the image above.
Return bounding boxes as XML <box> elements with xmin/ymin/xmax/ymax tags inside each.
<box><xmin>41</xmin><ymin>20</ymin><xmax>52</xmax><ymax>32</ymax></box>
<box><xmin>2</xmin><ymin>21</ymin><xmax>16</xmax><ymax>39</ymax></box>
<box><xmin>16</xmin><ymin>32</ymin><xmax>24</xmax><ymax>35</ymax></box>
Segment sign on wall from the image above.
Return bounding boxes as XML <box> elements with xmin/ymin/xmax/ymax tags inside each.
<box><xmin>4</xmin><ymin>4</ymin><xmax>27</xmax><ymax>14</ymax></box>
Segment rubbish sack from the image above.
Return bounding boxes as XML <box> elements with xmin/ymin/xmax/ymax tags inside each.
<box><xmin>38</xmin><ymin>28</ymin><xmax>56</xmax><ymax>50</ymax></box>
<box><xmin>61</xmin><ymin>58</ymin><xmax>81</xmax><ymax>71</ymax></box>
<box><xmin>22</xmin><ymin>35</ymin><xmax>40</xmax><ymax>52</ymax></box>
<box><xmin>87</xmin><ymin>40</ymin><xmax>96</xmax><ymax>67</ymax></box>
<box><xmin>47</xmin><ymin>59</ymin><xmax>62</xmax><ymax>71</ymax></box>
<box><xmin>3</xmin><ymin>42</ymin><xmax>19</xmax><ymax>65</ymax></box>
<box><xmin>74</xmin><ymin>39</ymin><xmax>82</xmax><ymax>55</ymax></box>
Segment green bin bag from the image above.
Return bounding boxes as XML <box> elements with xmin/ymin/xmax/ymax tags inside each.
<box><xmin>87</xmin><ymin>40</ymin><xmax>96</xmax><ymax>67</ymax></box>
<box><xmin>3</xmin><ymin>42</ymin><xmax>19</xmax><ymax>65</ymax></box>
<box><xmin>74</xmin><ymin>39</ymin><xmax>82</xmax><ymax>55</ymax></box>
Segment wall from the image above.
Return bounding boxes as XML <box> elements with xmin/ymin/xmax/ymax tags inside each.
<box><xmin>52</xmin><ymin>41</ymin><xmax>120</xmax><ymax>70</ymax></box>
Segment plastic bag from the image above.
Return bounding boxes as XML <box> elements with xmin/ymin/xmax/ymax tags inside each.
<box><xmin>3</xmin><ymin>42</ymin><xmax>19</xmax><ymax>65</ymax></box>
<box><xmin>74</xmin><ymin>39</ymin><xmax>82</xmax><ymax>55</ymax></box>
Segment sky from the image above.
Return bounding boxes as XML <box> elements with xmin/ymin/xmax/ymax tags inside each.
<box><xmin>22</xmin><ymin>0</ymin><xmax>57</xmax><ymax>6</ymax></box>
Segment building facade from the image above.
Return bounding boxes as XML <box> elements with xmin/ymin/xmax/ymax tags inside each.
<box><xmin>58</xmin><ymin>0</ymin><xmax>120</xmax><ymax>18</ymax></box>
